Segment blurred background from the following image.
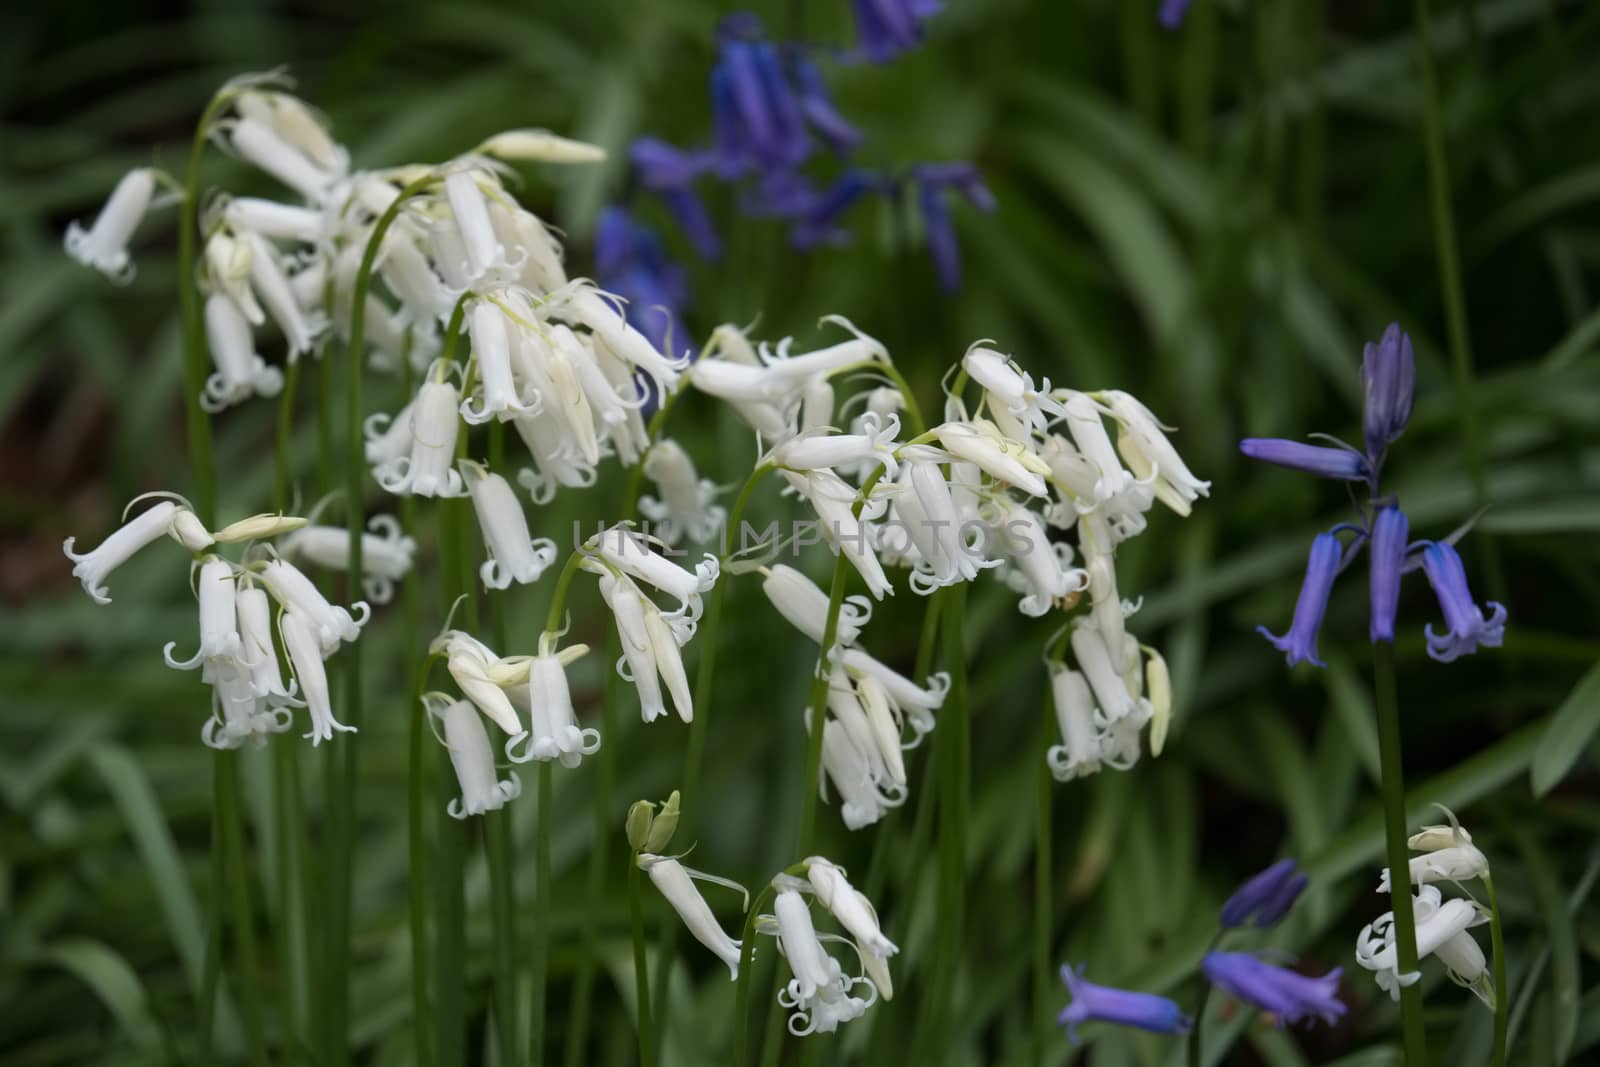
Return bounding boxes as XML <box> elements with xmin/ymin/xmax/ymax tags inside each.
<box><xmin>4</xmin><ymin>1</ymin><xmax>1599</xmax><ymax>1064</ymax></box>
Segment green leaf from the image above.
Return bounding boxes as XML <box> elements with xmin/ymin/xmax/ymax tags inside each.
<box><xmin>1530</xmin><ymin>659</ymin><xmax>1600</xmax><ymax>795</ymax></box>
<box><xmin>26</xmin><ymin>938</ymin><xmax>160</xmax><ymax>1048</ymax></box>
<box><xmin>1512</xmin><ymin>828</ymin><xmax>1580</xmax><ymax>1065</ymax></box>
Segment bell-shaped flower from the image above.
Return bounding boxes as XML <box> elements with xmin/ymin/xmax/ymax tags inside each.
<box><xmin>1046</xmin><ymin>663</ymin><xmax>1101</xmax><ymax>782</ymax></box>
<box><xmin>460</xmin><ymin>461</ymin><xmax>557</xmax><ymax>589</ymax></box>
<box><xmin>425</xmin><ymin>693</ymin><xmax>521</xmax><ymax>819</ymax></box>
<box><xmin>228</xmin><ymin>116</ymin><xmax>338</xmax><ymax>203</ymax></box>
<box><xmin>772</xmin><ymin>888</ymin><xmax>877</xmax><ymax>1035</ymax></box>
<box><xmin>963</xmin><ymin>344</ymin><xmax>1060</xmax><ymax>433</ymax></box>
<box><xmin>63</xmin><ymin>498</ymin><xmax>183</xmax><ymax>604</ymax></box>
<box><xmin>235</xmin><ymin>581</ymin><xmax>298</xmax><ymax>707</ymax></box>
<box><xmin>1239</xmin><ymin>438</ymin><xmax>1369</xmax><ymax>482</ymax></box>
<box><xmin>586</xmin><ymin>524</ymin><xmax>719</xmax><ymax>620</ymax></box>
<box><xmin>222</xmin><ymin>196</ymin><xmax>324</xmax><ymax>244</ymax></box>
<box><xmin>506</xmin><ymin>638</ymin><xmax>601</xmax><ymax>767</ymax></box>
<box><xmin>993</xmin><ymin>497</ymin><xmax>1086</xmax><ymax>616</ymax></box>
<box><xmin>443</xmin><ymin>170</ymin><xmax>506</xmax><ymax>281</ymax></box>
<box><xmin>639</xmin><ymin>439</ymin><xmax>726</xmax><ymax>546</ymax></box>
<box><xmin>375</xmin><ymin>372</ymin><xmax>466</xmax><ymax>497</ymax></box>
<box><xmin>435</xmin><ymin>631</ymin><xmax>523</xmax><ymax>737</ymax></box>
<box><xmin>839</xmin><ymin>647</ymin><xmax>948</xmax><ymax>737</ymax></box>
<box><xmin>258</xmin><ymin>557</ymin><xmax>368</xmax><ymax>654</ymax></box>
<box><xmin>201</xmin><ymin>291</ymin><xmax>284</xmax><ymax>412</ymax></box>
<box><xmin>235</xmin><ymin>91</ymin><xmax>348</xmax><ymax>176</ymax></box>
<box><xmin>1378</xmin><ymin>843</ymin><xmax>1489</xmax><ymax>894</ymax></box>
<box><xmin>365</xmin><ymin>401</ymin><xmax>415</xmax><ymax>467</ymax></box>
<box><xmin>280</xmin><ymin>608</ymin><xmax>353</xmax><ymax>745</ymax></box>
<box><xmin>164</xmin><ymin>556</ymin><xmax>244</xmax><ymax>670</ymax></box>
<box><xmin>800</xmin><ymin>376</ymin><xmax>834</xmax><ymax>434</ymax></box>
<box><xmin>759</xmin><ymin>319</ymin><xmax>888</xmax><ymax>386</ymax></box>
<box><xmin>1057</xmin><ymin>963</ymin><xmax>1190</xmax><ymax>1043</ymax></box>
<box><xmin>462</xmin><ymin>300</ymin><xmax>539</xmax><ymax>423</ymax></box>
<box><xmin>243</xmin><ymin>230</ymin><xmax>325</xmax><ymax>360</ymax></box>
<box><xmin>760</xmin><ymin>564</ymin><xmax>870</xmax><ymax>647</ymax></box>
<box><xmin>1059</xmin><ymin>392</ymin><xmax>1155</xmax><ymax>512</ymax></box>
<box><xmin>1257</xmin><ymin>532</ymin><xmax>1341</xmax><ymax>668</ymax></box>
<box><xmin>770</xmin><ymin>413</ymin><xmax>902</xmax><ymax>481</ymax></box>
<box><xmin>933</xmin><ymin>418</ymin><xmax>1049</xmax><ymax>498</ymax></box>
<box><xmin>513</xmin><ymin>408</ymin><xmax>599</xmax><ymax>503</ymax></box>
<box><xmin>1201</xmin><ymin>952</ymin><xmax>1345</xmax><ymax>1029</ymax></box>
<box><xmin>598</xmin><ymin>573</ymin><xmax>694</xmax><ymax>724</ymax></box>
<box><xmin>380</xmin><ymin>226</ymin><xmax>458</xmax><ymax>322</ymax></box>
<box><xmin>1368</xmin><ymin>506</ymin><xmax>1408</xmax><ymax>643</ymax></box>
<box><xmin>782</xmin><ymin>469</ymin><xmax>893</xmax><ymax>600</ymax></box>
<box><xmin>64</xmin><ymin>167</ymin><xmax>156</xmax><ymax>283</ymax></box>
<box><xmin>1362</xmin><ymin>323</ymin><xmax>1416</xmax><ymax>459</ymax></box>
<box><xmin>202</xmin><ymin>657</ymin><xmax>294</xmax><ymax>750</ymax></box>
<box><xmin>1355</xmin><ymin>884</ymin><xmax>1490</xmax><ymax>1003</ymax></box>
<box><xmin>819</xmin><ymin>717</ymin><xmax>904</xmax><ymax>830</ymax></box>
<box><xmin>1083</xmin><ymin>545</ymin><xmax>1132</xmax><ymax>672</ymax></box>
<box><xmin>1071</xmin><ymin>623</ymin><xmax>1147</xmax><ymax>727</ymax></box>
<box><xmin>562</xmin><ymin>283</ymin><xmax>687</xmax><ymax>396</ymax></box>
<box><xmin>805</xmin><ymin>857</ymin><xmax>897</xmax><ymax>961</ymax></box>
<box><xmin>1101</xmin><ymin>390</ymin><xmax>1210</xmax><ymax>516</ymax></box>
<box><xmin>1220</xmin><ymin>858</ymin><xmax>1308</xmax><ymax>928</ymax></box>
<box><xmin>278</xmin><ymin>515</ymin><xmax>416</xmax><ymax>604</ymax></box>
<box><xmin>826</xmin><ymin>664</ymin><xmax>900</xmax><ymax>790</ymax></box>
<box><xmin>1419</xmin><ymin>541</ymin><xmax>1505</xmax><ymax>662</ymax></box>
<box><xmin>638</xmin><ymin>853</ymin><xmax>744</xmax><ymax>979</ymax></box>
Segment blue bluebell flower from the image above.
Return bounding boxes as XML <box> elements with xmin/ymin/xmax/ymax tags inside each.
<box><xmin>1220</xmin><ymin>858</ymin><xmax>1308</xmax><ymax>929</ymax></box>
<box><xmin>1368</xmin><ymin>506</ymin><xmax>1409</xmax><ymax>643</ymax></box>
<box><xmin>630</xmin><ymin>138</ymin><xmax>721</xmax><ymax>260</ymax></box>
<box><xmin>1201</xmin><ymin>952</ymin><xmax>1346</xmax><ymax>1028</ymax></box>
<box><xmin>1239</xmin><ymin>439</ymin><xmax>1369</xmax><ymax>481</ymax></box>
<box><xmin>1057</xmin><ymin>963</ymin><xmax>1190</xmax><ymax>1043</ymax></box>
<box><xmin>1158</xmin><ymin>0</ymin><xmax>1194</xmax><ymax>29</ymax></box>
<box><xmin>594</xmin><ymin>206</ymin><xmax>689</xmax><ymax>354</ymax></box>
<box><xmin>792</xmin><ymin>171</ymin><xmax>874</xmax><ymax>249</ymax></box>
<box><xmin>787</xmin><ymin>48</ymin><xmax>863</xmax><ymax>154</ymax></box>
<box><xmin>1258</xmin><ymin>532</ymin><xmax>1341</xmax><ymax>668</ymax></box>
<box><xmin>852</xmin><ymin>0</ymin><xmax>943</xmax><ymax>64</ymax></box>
<box><xmin>711</xmin><ymin>15</ymin><xmax>809</xmax><ymax>177</ymax></box>
<box><xmin>739</xmin><ymin>169</ymin><xmax>823</xmax><ymax>219</ymax></box>
<box><xmin>1361</xmin><ymin>322</ymin><xmax>1416</xmax><ymax>461</ymax></box>
<box><xmin>1419</xmin><ymin>541</ymin><xmax>1506</xmax><ymax>662</ymax></box>
<box><xmin>911</xmin><ymin>163</ymin><xmax>996</xmax><ymax>292</ymax></box>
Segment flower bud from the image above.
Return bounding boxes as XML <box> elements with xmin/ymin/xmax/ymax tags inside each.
<box><xmin>625</xmin><ymin>800</ymin><xmax>656</xmax><ymax>852</ymax></box>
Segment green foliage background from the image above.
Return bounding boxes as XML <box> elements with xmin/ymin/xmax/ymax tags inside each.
<box><xmin>3</xmin><ymin>1</ymin><xmax>1599</xmax><ymax>1064</ymax></box>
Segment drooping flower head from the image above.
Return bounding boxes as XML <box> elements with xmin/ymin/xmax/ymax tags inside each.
<box><xmin>1201</xmin><ymin>952</ymin><xmax>1346</xmax><ymax>1029</ymax></box>
<box><xmin>1056</xmin><ymin>963</ymin><xmax>1190</xmax><ymax>1044</ymax></box>
<box><xmin>1220</xmin><ymin>858</ymin><xmax>1308</xmax><ymax>929</ymax></box>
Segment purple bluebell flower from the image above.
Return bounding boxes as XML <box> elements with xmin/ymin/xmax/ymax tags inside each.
<box><xmin>1419</xmin><ymin>541</ymin><xmax>1506</xmax><ymax>662</ymax></box>
<box><xmin>1258</xmin><ymin>532</ymin><xmax>1341</xmax><ymax>668</ymax></box>
<box><xmin>1368</xmin><ymin>506</ymin><xmax>1409</xmax><ymax>643</ymax></box>
<box><xmin>911</xmin><ymin>163</ymin><xmax>997</xmax><ymax>292</ymax></box>
<box><xmin>1239</xmin><ymin>439</ymin><xmax>1370</xmax><ymax>481</ymax></box>
<box><xmin>594</xmin><ymin>206</ymin><xmax>689</xmax><ymax>354</ymax></box>
<box><xmin>711</xmin><ymin>16</ymin><xmax>809</xmax><ymax>177</ymax></box>
<box><xmin>792</xmin><ymin>170</ymin><xmax>874</xmax><ymax>249</ymax></box>
<box><xmin>1057</xmin><ymin>963</ymin><xmax>1190</xmax><ymax>1044</ymax></box>
<box><xmin>1159</xmin><ymin>0</ymin><xmax>1194</xmax><ymax>29</ymax></box>
<box><xmin>1362</xmin><ymin>323</ymin><xmax>1416</xmax><ymax>460</ymax></box>
<box><xmin>739</xmin><ymin>169</ymin><xmax>823</xmax><ymax>219</ymax></box>
<box><xmin>1201</xmin><ymin>952</ymin><xmax>1346</xmax><ymax>1028</ymax></box>
<box><xmin>629</xmin><ymin>139</ymin><xmax>721</xmax><ymax>260</ymax></box>
<box><xmin>787</xmin><ymin>48</ymin><xmax>862</xmax><ymax>154</ymax></box>
<box><xmin>852</xmin><ymin>0</ymin><xmax>943</xmax><ymax>64</ymax></box>
<box><xmin>1220</xmin><ymin>858</ymin><xmax>1308</xmax><ymax>928</ymax></box>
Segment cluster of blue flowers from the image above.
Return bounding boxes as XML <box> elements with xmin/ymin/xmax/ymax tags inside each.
<box><xmin>1059</xmin><ymin>858</ymin><xmax>1345</xmax><ymax>1042</ymax></box>
<box><xmin>596</xmin><ymin>2</ymin><xmax>994</xmax><ymax>352</ymax></box>
<box><xmin>1241</xmin><ymin>324</ymin><xmax>1505</xmax><ymax>666</ymax></box>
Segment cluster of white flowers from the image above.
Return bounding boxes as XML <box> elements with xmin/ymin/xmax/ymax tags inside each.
<box><xmin>1355</xmin><ymin>814</ymin><xmax>1494</xmax><ymax>1008</ymax></box>
<box><xmin>638</xmin><ymin>849</ymin><xmax>895</xmax><ymax>1036</ymax></box>
<box><xmin>63</xmin><ymin>493</ymin><xmax>404</xmax><ymax>749</ymax></box>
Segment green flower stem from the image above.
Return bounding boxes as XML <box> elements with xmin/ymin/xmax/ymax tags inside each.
<box><xmin>542</xmin><ymin>546</ymin><xmax>591</xmax><ymax>636</ymax></box>
<box><xmin>1033</xmin><ymin>705</ymin><xmax>1053</xmax><ymax>1067</ymax></box>
<box><xmin>1374</xmin><ymin>641</ymin><xmax>1428</xmax><ymax>1066</ymax></box>
<box><xmin>629</xmin><ymin>855</ymin><xmax>656</xmax><ymax>1067</ymax></box>
<box><xmin>177</xmin><ymin>88</ymin><xmax>229</xmax><ymax>526</ymax></box>
<box><xmin>531</xmin><ymin>762</ymin><xmax>553</xmax><ymax>1067</ymax></box>
<box><xmin>823</xmin><ymin>359</ymin><xmax>928</xmax><ymax>436</ymax></box>
<box><xmin>486</xmin><ymin>806</ymin><xmax>519</xmax><ymax>1064</ymax></box>
<box><xmin>398</xmin><ymin>354</ymin><xmax>434</xmax><ymax>1067</ymax></box>
<box><xmin>216</xmin><ymin>752</ymin><xmax>269</xmax><ymax>1067</ymax></box>
<box><xmin>435</xmin><ymin>488</ymin><xmax>470</xmax><ymax>1067</ymax></box>
<box><xmin>1484</xmin><ymin>873</ymin><xmax>1508</xmax><ymax>1067</ymax></box>
<box><xmin>274</xmin><ymin>360</ymin><xmax>301</xmax><ymax>512</ymax></box>
<box><xmin>730</xmin><ymin>883</ymin><xmax>780</xmax><ymax>1067</ymax></box>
